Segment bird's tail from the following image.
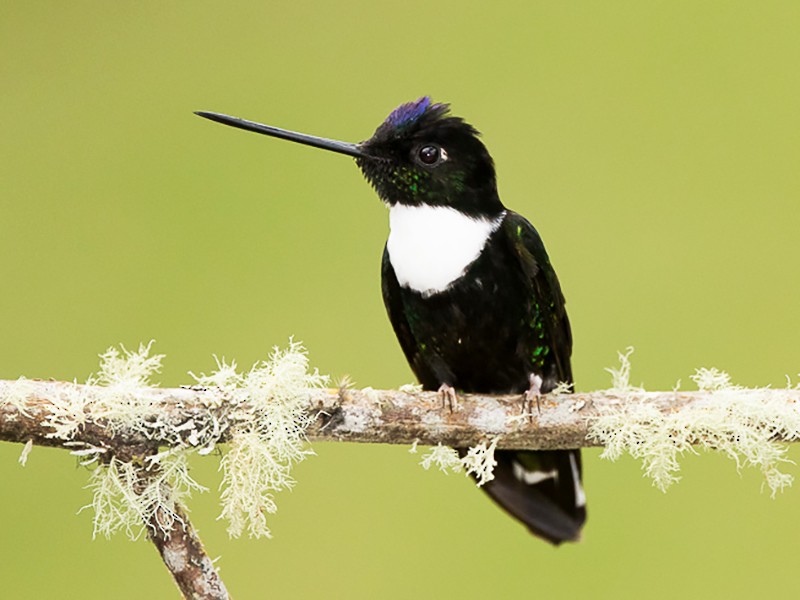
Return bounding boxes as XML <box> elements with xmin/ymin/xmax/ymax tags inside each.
<box><xmin>464</xmin><ymin>448</ymin><xmax>586</xmax><ymax>544</ymax></box>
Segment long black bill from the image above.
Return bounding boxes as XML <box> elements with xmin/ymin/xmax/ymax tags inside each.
<box><xmin>195</xmin><ymin>111</ymin><xmax>366</xmax><ymax>158</ymax></box>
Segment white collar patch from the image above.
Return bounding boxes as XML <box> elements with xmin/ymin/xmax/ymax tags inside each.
<box><xmin>387</xmin><ymin>205</ymin><xmax>505</xmax><ymax>297</ymax></box>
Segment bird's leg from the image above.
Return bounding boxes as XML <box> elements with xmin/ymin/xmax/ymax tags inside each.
<box><xmin>437</xmin><ymin>383</ymin><xmax>459</xmax><ymax>413</ymax></box>
<box><xmin>524</xmin><ymin>373</ymin><xmax>544</xmax><ymax>420</ymax></box>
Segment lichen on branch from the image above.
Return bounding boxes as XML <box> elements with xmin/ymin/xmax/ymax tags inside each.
<box><xmin>2</xmin><ymin>343</ymin><xmax>800</xmax><ymax>540</ymax></box>
<box><xmin>588</xmin><ymin>351</ymin><xmax>800</xmax><ymax>494</ymax></box>
<box><xmin>193</xmin><ymin>344</ymin><xmax>327</xmax><ymax>538</ymax></box>
<box><xmin>1</xmin><ymin>340</ymin><xmax>328</xmax><ymax>540</ymax></box>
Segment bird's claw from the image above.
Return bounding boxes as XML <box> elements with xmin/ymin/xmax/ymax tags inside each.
<box><xmin>523</xmin><ymin>374</ymin><xmax>543</xmax><ymax>422</ymax></box>
<box><xmin>437</xmin><ymin>383</ymin><xmax>459</xmax><ymax>413</ymax></box>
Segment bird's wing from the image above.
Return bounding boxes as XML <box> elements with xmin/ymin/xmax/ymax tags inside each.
<box><xmin>501</xmin><ymin>210</ymin><xmax>573</xmax><ymax>386</ymax></box>
<box><xmin>381</xmin><ymin>244</ymin><xmax>426</xmax><ymax>381</ymax></box>
<box><xmin>479</xmin><ymin>211</ymin><xmax>584</xmax><ymax>545</ymax></box>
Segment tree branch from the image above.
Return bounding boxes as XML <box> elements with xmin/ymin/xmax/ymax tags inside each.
<box><xmin>3</xmin><ymin>377</ymin><xmax>800</xmax><ymax>598</ymax></box>
<box><xmin>3</xmin><ymin>379</ymin><xmax>800</xmax><ymax>451</ymax></box>
<box><xmin>146</xmin><ymin>501</ymin><xmax>230</xmax><ymax>600</ymax></box>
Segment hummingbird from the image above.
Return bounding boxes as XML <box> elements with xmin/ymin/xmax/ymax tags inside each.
<box><xmin>196</xmin><ymin>97</ymin><xmax>586</xmax><ymax>544</ymax></box>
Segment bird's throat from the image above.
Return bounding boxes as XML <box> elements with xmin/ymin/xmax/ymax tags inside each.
<box><xmin>386</xmin><ymin>205</ymin><xmax>505</xmax><ymax>297</ymax></box>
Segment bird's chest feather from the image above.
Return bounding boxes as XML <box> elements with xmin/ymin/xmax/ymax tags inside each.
<box><xmin>396</xmin><ymin>268</ymin><xmax>533</xmax><ymax>392</ymax></box>
<box><xmin>386</xmin><ymin>217</ymin><xmax>536</xmax><ymax>392</ymax></box>
<box><xmin>386</xmin><ymin>205</ymin><xmax>505</xmax><ymax>297</ymax></box>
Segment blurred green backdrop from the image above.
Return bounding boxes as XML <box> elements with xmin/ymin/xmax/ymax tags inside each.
<box><xmin>2</xmin><ymin>1</ymin><xmax>799</xmax><ymax>598</ymax></box>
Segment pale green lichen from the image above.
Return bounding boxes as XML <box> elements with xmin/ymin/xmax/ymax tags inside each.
<box><xmin>335</xmin><ymin>374</ymin><xmax>355</xmax><ymax>392</ymax></box>
<box><xmin>604</xmin><ymin>347</ymin><xmax>643</xmax><ymax>394</ymax></box>
<box><xmin>550</xmin><ymin>381</ymin><xmax>575</xmax><ymax>396</ymax></box>
<box><xmin>419</xmin><ymin>436</ymin><xmax>501</xmax><ymax>486</ymax></box>
<box><xmin>461</xmin><ymin>436</ymin><xmax>500</xmax><ymax>486</ymax></box>
<box><xmin>2</xmin><ymin>339</ymin><xmax>325</xmax><ymax>540</ymax></box>
<box><xmin>590</xmin><ymin>353</ymin><xmax>800</xmax><ymax>495</ymax></box>
<box><xmin>0</xmin><ymin>377</ymin><xmax>37</xmax><ymax>416</ymax></box>
<box><xmin>399</xmin><ymin>382</ymin><xmax>423</xmax><ymax>394</ymax></box>
<box><xmin>45</xmin><ymin>379</ymin><xmax>97</xmax><ymax>441</ymax></box>
<box><xmin>691</xmin><ymin>367</ymin><xmax>735</xmax><ymax>392</ymax></box>
<box><xmin>194</xmin><ymin>341</ymin><xmax>327</xmax><ymax>538</ymax></box>
<box><xmin>419</xmin><ymin>443</ymin><xmax>462</xmax><ymax>473</ymax></box>
<box><xmin>18</xmin><ymin>439</ymin><xmax>33</xmax><ymax>466</ymax></box>
<box><xmin>91</xmin><ymin>341</ymin><xmax>164</xmax><ymax>389</ymax></box>
<box><xmin>189</xmin><ymin>355</ymin><xmax>242</xmax><ymax>390</ymax></box>
<box><xmin>89</xmin><ymin>342</ymin><xmax>167</xmax><ymax>433</ymax></box>
<box><xmin>7</xmin><ymin>339</ymin><xmax>800</xmax><ymax>539</ymax></box>
<box><xmin>77</xmin><ymin>343</ymin><xmax>208</xmax><ymax>539</ymax></box>
<box><xmin>218</xmin><ymin>431</ymin><xmax>292</xmax><ymax>538</ymax></box>
<box><xmin>44</xmin><ymin>342</ymin><xmax>167</xmax><ymax>443</ymax></box>
<box><xmin>85</xmin><ymin>451</ymin><xmax>206</xmax><ymax>539</ymax></box>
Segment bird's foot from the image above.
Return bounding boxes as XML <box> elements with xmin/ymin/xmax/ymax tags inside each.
<box><xmin>523</xmin><ymin>374</ymin><xmax>544</xmax><ymax>422</ymax></box>
<box><xmin>437</xmin><ymin>383</ymin><xmax>459</xmax><ymax>413</ymax></box>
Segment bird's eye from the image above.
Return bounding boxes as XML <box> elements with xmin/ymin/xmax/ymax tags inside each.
<box><xmin>417</xmin><ymin>144</ymin><xmax>444</xmax><ymax>166</ymax></box>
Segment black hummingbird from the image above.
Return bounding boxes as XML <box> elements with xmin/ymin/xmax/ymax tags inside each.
<box><xmin>196</xmin><ymin>97</ymin><xmax>586</xmax><ymax>544</ymax></box>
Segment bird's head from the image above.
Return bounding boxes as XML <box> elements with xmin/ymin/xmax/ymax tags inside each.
<box><xmin>356</xmin><ymin>97</ymin><xmax>503</xmax><ymax>217</ymax></box>
<box><xmin>195</xmin><ymin>97</ymin><xmax>504</xmax><ymax>218</ymax></box>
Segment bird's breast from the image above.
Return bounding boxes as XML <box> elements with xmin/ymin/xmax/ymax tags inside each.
<box><xmin>386</xmin><ymin>205</ymin><xmax>505</xmax><ymax>297</ymax></box>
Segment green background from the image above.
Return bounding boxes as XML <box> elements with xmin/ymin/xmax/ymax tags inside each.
<box><xmin>2</xmin><ymin>2</ymin><xmax>799</xmax><ymax>598</ymax></box>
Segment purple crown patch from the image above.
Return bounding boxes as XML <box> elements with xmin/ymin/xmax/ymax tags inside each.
<box><xmin>385</xmin><ymin>97</ymin><xmax>433</xmax><ymax>128</ymax></box>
